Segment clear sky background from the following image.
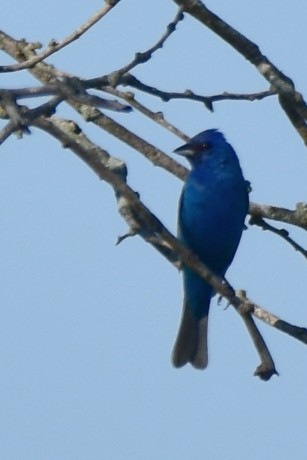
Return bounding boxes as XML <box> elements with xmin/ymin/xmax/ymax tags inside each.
<box><xmin>1</xmin><ymin>1</ymin><xmax>307</xmax><ymax>459</ymax></box>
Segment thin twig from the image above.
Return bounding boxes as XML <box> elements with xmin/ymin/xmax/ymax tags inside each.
<box><xmin>0</xmin><ymin>85</ymin><xmax>58</xmax><ymax>99</ymax></box>
<box><xmin>0</xmin><ymin>80</ymin><xmax>131</xmax><ymax>113</ymax></box>
<box><xmin>121</xmin><ymin>74</ymin><xmax>275</xmax><ymax>111</ymax></box>
<box><xmin>104</xmin><ymin>8</ymin><xmax>184</xmax><ymax>87</ymax></box>
<box><xmin>103</xmin><ymin>86</ymin><xmax>189</xmax><ymax>141</ymax></box>
<box><xmin>0</xmin><ymin>2</ymin><xmax>121</xmax><ymax>73</ymax></box>
<box><xmin>250</xmin><ymin>216</ymin><xmax>307</xmax><ymax>259</ymax></box>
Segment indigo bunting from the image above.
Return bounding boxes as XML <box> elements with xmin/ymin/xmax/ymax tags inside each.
<box><xmin>172</xmin><ymin>129</ymin><xmax>249</xmax><ymax>369</ymax></box>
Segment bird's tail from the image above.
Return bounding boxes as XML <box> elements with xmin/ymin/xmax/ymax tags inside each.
<box><xmin>172</xmin><ymin>301</ymin><xmax>208</xmax><ymax>370</ymax></box>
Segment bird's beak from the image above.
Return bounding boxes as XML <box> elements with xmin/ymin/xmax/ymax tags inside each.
<box><xmin>173</xmin><ymin>142</ymin><xmax>195</xmax><ymax>157</ymax></box>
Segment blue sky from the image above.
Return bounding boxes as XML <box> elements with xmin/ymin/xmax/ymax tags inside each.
<box><xmin>1</xmin><ymin>1</ymin><xmax>307</xmax><ymax>459</ymax></box>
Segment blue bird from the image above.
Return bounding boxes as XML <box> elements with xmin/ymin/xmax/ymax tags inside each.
<box><xmin>172</xmin><ymin>129</ymin><xmax>249</xmax><ymax>369</ymax></box>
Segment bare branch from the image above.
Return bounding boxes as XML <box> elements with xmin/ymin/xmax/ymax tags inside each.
<box><xmin>121</xmin><ymin>73</ymin><xmax>275</xmax><ymax>110</ymax></box>
<box><xmin>210</xmin><ymin>90</ymin><xmax>276</xmax><ymax>104</ymax></box>
<box><xmin>250</xmin><ymin>216</ymin><xmax>307</xmax><ymax>260</ymax></box>
<box><xmin>0</xmin><ymin>79</ymin><xmax>132</xmax><ymax>113</ymax></box>
<box><xmin>0</xmin><ymin>2</ymin><xmax>121</xmax><ymax>73</ymax></box>
<box><xmin>1</xmin><ymin>29</ymin><xmax>305</xmax><ymax>235</ymax></box>
<box><xmin>102</xmin><ymin>86</ymin><xmax>189</xmax><ymax>141</ymax></box>
<box><xmin>0</xmin><ymin>31</ymin><xmax>187</xmax><ymax>179</ymax></box>
<box><xmin>239</xmin><ymin>312</ymin><xmax>277</xmax><ymax>381</ymax></box>
<box><xmin>80</xmin><ymin>109</ymin><xmax>188</xmax><ymax>179</ymax></box>
<box><xmin>250</xmin><ymin>202</ymin><xmax>307</xmax><ymax>231</ymax></box>
<box><xmin>173</xmin><ymin>0</ymin><xmax>307</xmax><ymax>144</ymax></box>
<box><xmin>237</xmin><ymin>291</ymin><xmax>307</xmax><ymax>345</ymax></box>
<box><xmin>104</xmin><ymin>8</ymin><xmax>184</xmax><ymax>87</ymax></box>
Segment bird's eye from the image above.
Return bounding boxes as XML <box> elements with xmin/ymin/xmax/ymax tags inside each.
<box><xmin>201</xmin><ymin>142</ymin><xmax>211</xmax><ymax>150</ymax></box>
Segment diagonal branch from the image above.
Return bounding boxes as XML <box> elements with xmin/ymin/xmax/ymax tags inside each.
<box><xmin>173</xmin><ymin>0</ymin><xmax>307</xmax><ymax>144</ymax></box>
<box><xmin>93</xmin><ymin>8</ymin><xmax>184</xmax><ymax>88</ymax></box>
<box><xmin>80</xmin><ymin>109</ymin><xmax>188</xmax><ymax>179</ymax></box>
<box><xmin>0</xmin><ymin>1</ymin><xmax>122</xmax><ymax>73</ymax></box>
<box><xmin>250</xmin><ymin>216</ymin><xmax>307</xmax><ymax>260</ymax></box>
<box><xmin>236</xmin><ymin>291</ymin><xmax>307</xmax><ymax>345</ymax></box>
<box><xmin>102</xmin><ymin>85</ymin><xmax>189</xmax><ymax>141</ymax></box>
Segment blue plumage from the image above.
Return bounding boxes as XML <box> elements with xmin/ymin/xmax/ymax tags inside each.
<box><xmin>172</xmin><ymin>129</ymin><xmax>249</xmax><ymax>369</ymax></box>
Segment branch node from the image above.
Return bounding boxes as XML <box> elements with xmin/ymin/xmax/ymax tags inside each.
<box><xmin>107</xmin><ymin>71</ymin><xmax>121</xmax><ymax>88</ymax></box>
<box><xmin>296</xmin><ymin>202</ymin><xmax>307</xmax><ymax>227</ymax></box>
<box><xmin>106</xmin><ymin>157</ymin><xmax>127</xmax><ymax>181</ymax></box>
<box><xmin>24</xmin><ymin>41</ymin><xmax>42</xmax><ymax>53</ymax></box>
<box><xmin>116</xmin><ymin>229</ymin><xmax>138</xmax><ymax>246</ymax></box>
<box><xmin>134</xmin><ymin>51</ymin><xmax>150</xmax><ymax>64</ymax></box>
<box><xmin>48</xmin><ymin>39</ymin><xmax>59</xmax><ymax>48</ymax></box>
<box><xmin>125</xmin><ymin>91</ymin><xmax>135</xmax><ymax>100</ymax></box>
<box><xmin>236</xmin><ymin>290</ymin><xmax>254</xmax><ymax>314</ymax></box>
<box><xmin>154</xmin><ymin>111</ymin><xmax>164</xmax><ymax>121</ymax></box>
<box><xmin>80</xmin><ymin>106</ymin><xmax>101</xmax><ymax>122</ymax></box>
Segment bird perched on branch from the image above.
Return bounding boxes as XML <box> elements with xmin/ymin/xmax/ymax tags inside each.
<box><xmin>172</xmin><ymin>129</ymin><xmax>249</xmax><ymax>369</ymax></box>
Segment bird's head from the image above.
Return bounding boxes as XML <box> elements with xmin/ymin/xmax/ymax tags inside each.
<box><xmin>174</xmin><ymin>129</ymin><xmax>231</xmax><ymax>166</ymax></box>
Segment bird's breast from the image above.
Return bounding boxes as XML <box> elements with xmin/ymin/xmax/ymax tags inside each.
<box><xmin>179</xmin><ymin>174</ymin><xmax>247</xmax><ymax>274</ymax></box>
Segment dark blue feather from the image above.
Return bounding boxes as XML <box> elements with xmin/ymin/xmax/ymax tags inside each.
<box><xmin>172</xmin><ymin>129</ymin><xmax>249</xmax><ymax>369</ymax></box>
